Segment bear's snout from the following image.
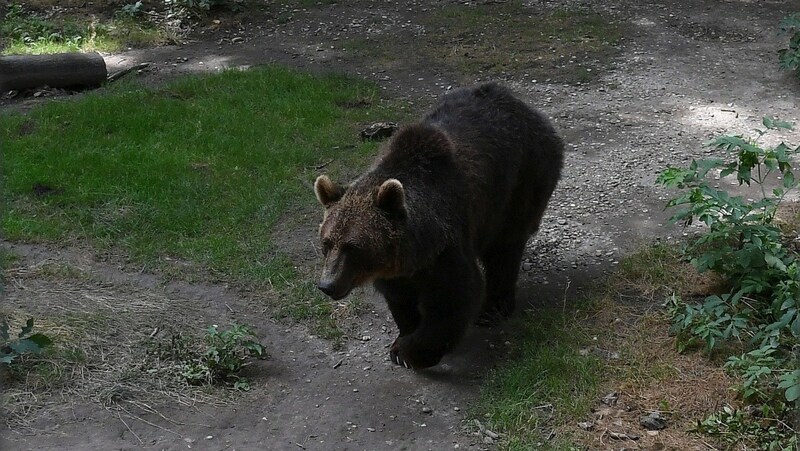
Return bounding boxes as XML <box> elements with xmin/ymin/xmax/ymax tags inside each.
<box><xmin>317</xmin><ymin>279</ymin><xmax>350</xmax><ymax>301</ymax></box>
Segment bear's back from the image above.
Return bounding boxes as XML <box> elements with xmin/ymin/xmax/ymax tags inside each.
<box><xmin>422</xmin><ymin>83</ymin><xmax>564</xmax><ymax>247</ymax></box>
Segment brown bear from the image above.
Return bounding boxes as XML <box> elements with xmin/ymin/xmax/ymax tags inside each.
<box><xmin>313</xmin><ymin>82</ymin><xmax>564</xmax><ymax>369</ymax></box>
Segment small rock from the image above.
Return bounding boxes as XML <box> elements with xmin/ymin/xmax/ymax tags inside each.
<box><xmin>360</xmin><ymin>122</ymin><xmax>399</xmax><ymax>141</ymax></box>
<box><xmin>577</xmin><ymin>421</ymin><xmax>594</xmax><ymax>431</ymax></box>
<box><xmin>601</xmin><ymin>392</ymin><xmax>619</xmax><ymax>406</ymax></box>
<box><xmin>608</xmin><ymin>431</ymin><xmax>640</xmax><ymax>440</ymax></box>
<box><xmin>639</xmin><ymin>411</ymin><xmax>667</xmax><ymax>430</ymax></box>
<box><xmin>422</xmin><ymin>406</ymin><xmax>433</xmax><ymax>414</ymax></box>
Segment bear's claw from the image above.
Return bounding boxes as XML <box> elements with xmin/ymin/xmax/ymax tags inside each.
<box><xmin>390</xmin><ymin>338</ymin><xmax>413</xmax><ymax>369</ymax></box>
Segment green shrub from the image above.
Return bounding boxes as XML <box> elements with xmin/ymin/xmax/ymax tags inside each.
<box><xmin>1</xmin><ymin>318</ymin><xmax>53</xmax><ymax>365</ymax></box>
<box><xmin>169</xmin><ymin>0</ymin><xmax>245</xmax><ymax>14</ymax></box>
<box><xmin>2</xmin><ymin>4</ymin><xmax>87</xmax><ymax>50</ymax></box>
<box><xmin>658</xmin><ymin>117</ymin><xmax>799</xmax><ymax>449</ymax></box>
<box><xmin>779</xmin><ymin>13</ymin><xmax>800</xmax><ymax>78</ymax></box>
<box><xmin>180</xmin><ymin>323</ymin><xmax>264</xmax><ymax>390</ymax></box>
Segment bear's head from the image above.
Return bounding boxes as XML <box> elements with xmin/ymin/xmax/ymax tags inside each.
<box><xmin>313</xmin><ymin>175</ymin><xmax>407</xmax><ymax>300</ymax></box>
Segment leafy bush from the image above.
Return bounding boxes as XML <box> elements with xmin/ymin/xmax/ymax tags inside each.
<box><xmin>658</xmin><ymin>117</ymin><xmax>799</xmax><ymax>449</ymax></box>
<box><xmin>180</xmin><ymin>323</ymin><xmax>265</xmax><ymax>390</ymax></box>
<box><xmin>1</xmin><ymin>318</ymin><xmax>53</xmax><ymax>365</ymax></box>
<box><xmin>2</xmin><ymin>4</ymin><xmax>87</xmax><ymax>49</ymax></box>
<box><xmin>1</xmin><ymin>2</ymin><xmax>172</xmax><ymax>54</ymax></box>
<box><xmin>117</xmin><ymin>1</ymin><xmax>145</xmax><ymax>19</ymax></box>
<box><xmin>779</xmin><ymin>13</ymin><xmax>800</xmax><ymax>78</ymax></box>
<box><xmin>693</xmin><ymin>404</ymin><xmax>798</xmax><ymax>449</ymax></box>
<box><xmin>167</xmin><ymin>0</ymin><xmax>245</xmax><ymax>14</ymax></box>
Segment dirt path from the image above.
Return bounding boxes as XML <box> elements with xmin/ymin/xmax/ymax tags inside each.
<box><xmin>3</xmin><ymin>1</ymin><xmax>800</xmax><ymax>450</ymax></box>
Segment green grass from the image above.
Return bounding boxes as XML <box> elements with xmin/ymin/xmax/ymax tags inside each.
<box><xmin>470</xmin><ymin>245</ymin><xmax>706</xmax><ymax>449</ymax></box>
<box><xmin>1</xmin><ymin>65</ymin><xmax>387</xmax><ymax>328</ymax></box>
<box><xmin>343</xmin><ymin>2</ymin><xmax>622</xmax><ymax>84</ymax></box>
<box><xmin>471</xmin><ymin>309</ymin><xmax>602</xmax><ymax>449</ymax></box>
<box><xmin>1</xmin><ymin>4</ymin><xmax>172</xmax><ymax>55</ymax></box>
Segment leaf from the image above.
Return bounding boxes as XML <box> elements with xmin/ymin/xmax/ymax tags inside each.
<box><xmin>0</xmin><ymin>355</ymin><xmax>15</xmax><ymax>364</ymax></box>
<box><xmin>783</xmin><ymin>170</ymin><xmax>795</xmax><ymax>189</ymax></box>
<box><xmin>780</xmin><ymin>370</ymin><xmax>800</xmax><ymax>401</ymax></box>
<box><xmin>9</xmin><ymin>339</ymin><xmax>43</xmax><ymax>355</ymax></box>
<box><xmin>26</xmin><ymin>333</ymin><xmax>52</xmax><ymax>349</ymax></box>
<box><xmin>768</xmin><ymin>308</ymin><xmax>796</xmax><ymax>331</ymax></box>
<box><xmin>764</xmin><ymin>253</ymin><xmax>787</xmax><ymax>271</ymax></box>
<box><xmin>19</xmin><ymin>318</ymin><xmax>34</xmax><ymax>338</ymax></box>
<box><xmin>786</xmin><ymin>384</ymin><xmax>800</xmax><ymax>402</ymax></box>
<box><xmin>762</xmin><ymin>116</ymin><xmax>794</xmax><ymax>131</ymax></box>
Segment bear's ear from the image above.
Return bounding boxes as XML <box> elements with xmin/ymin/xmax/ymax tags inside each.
<box><xmin>314</xmin><ymin>175</ymin><xmax>345</xmax><ymax>207</ymax></box>
<box><xmin>376</xmin><ymin>178</ymin><xmax>406</xmax><ymax>219</ymax></box>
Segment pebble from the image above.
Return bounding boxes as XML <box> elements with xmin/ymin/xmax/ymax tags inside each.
<box><xmin>639</xmin><ymin>411</ymin><xmax>668</xmax><ymax>430</ymax></box>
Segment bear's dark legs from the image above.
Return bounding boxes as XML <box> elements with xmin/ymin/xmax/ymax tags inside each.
<box><xmin>390</xmin><ymin>248</ymin><xmax>484</xmax><ymax>369</ymax></box>
<box><xmin>375</xmin><ymin>279</ymin><xmax>421</xmax><ymax>337</ymax></box>
<box><xmin>479</xmin><ymin>238</ymin><xmax>529</xmax><ymax>323</ymax></box>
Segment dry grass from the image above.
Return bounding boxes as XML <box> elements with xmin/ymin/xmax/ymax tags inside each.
<box><xmin>608</xmin><ymin>242</ymin><xmax>727</xmax><ymax>302</ymax></box>
<box><xmin>1</xmin><ymin>257</ymin><xmax>235</xmax><ymax>433</ymax></box>
<box><xmin>564</xmin><ymin>299</ymin><xmax>740</xmax><ymax>450</ymax></box>
<box><xmin>555</xmin><ymin>243</ymin><xmax>746</xmax><ymax>450</ymax></box>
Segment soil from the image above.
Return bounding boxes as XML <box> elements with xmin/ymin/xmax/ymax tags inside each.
<box><xmin>2</xmin><ymin>0</ymin><xmax>800</xmax><ymax>450</ymax></box>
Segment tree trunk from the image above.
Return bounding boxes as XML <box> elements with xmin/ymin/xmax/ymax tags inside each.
<box><xmin>0</xmin><ymin>52</ymin><xmax>107</xmax><ymax>92</ymax></box>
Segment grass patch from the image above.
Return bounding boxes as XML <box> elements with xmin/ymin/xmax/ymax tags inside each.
<box><xmin>1</xmin><ymin>4</ymin><xmax>173</xmax><ymax>55</ymax></box>
<box><xmin>1</xmin><ymin>65</ymin><xmax>390</xmax><ymax>333</ymax></box>
<box><xmin>342</xmin><ymin>2</ymin><xmax>622</xmax><ymax>84</ymax></box>
<box><xmin>0</xmin><ymin>281</ymin><xmax>235</xmax><ymax>428</ymax></box>
<box><xmin>611</xmin><ymin>241</ymin><xmax>724</xmax><ymax>299</ymax></box>
<box><xmin>471</xmin><ymin>308</ymin><xmax>603</xmax><ymax>449</ymax></box>
<box><xmin>472</xmin><ymin>244</ymin><xmax>746</xmax><ymax>449</ymax></box>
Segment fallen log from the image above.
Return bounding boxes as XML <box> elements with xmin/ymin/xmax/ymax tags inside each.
<box><xmin>0</xmin><ymin>52</ymin><xmax>107</xmax><ymax>92</ymax></box>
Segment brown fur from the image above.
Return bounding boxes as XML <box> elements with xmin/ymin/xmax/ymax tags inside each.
<box><xmin>314</xmin><ymin>82</ymin><xmax>564</xmax><ymax>369</ymax></box>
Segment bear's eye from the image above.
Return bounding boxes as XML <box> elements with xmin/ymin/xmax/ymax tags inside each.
<box><xmin>341</xmin><ymin>242</ymin><xmax>361</xmax><ymax>255</ymax></box>
<box><xmin>321</xmin><ymin>238</ymin><xmax>333</xmax><ymax>255</ymax></box>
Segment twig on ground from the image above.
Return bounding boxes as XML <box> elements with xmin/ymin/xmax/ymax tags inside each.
<box><xmin>117</xmin><ymin>410</ymin><xmax>144</xmax><ymax>445</ymax></box>
<box><xmin>107</xmin><ymin>63</ymin><xmax>150</xmax><ymax>83</ymax></box>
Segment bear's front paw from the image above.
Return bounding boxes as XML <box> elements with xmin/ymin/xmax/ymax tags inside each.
<box><xmin>390</xmin><ymin>337</ymin><xmax>413</xmax><ymax>369</ymax></box>
<box><xmin>389</xmin><ymin>336</ymin><xmax>443</xmax><ymax>370</ymax></box>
